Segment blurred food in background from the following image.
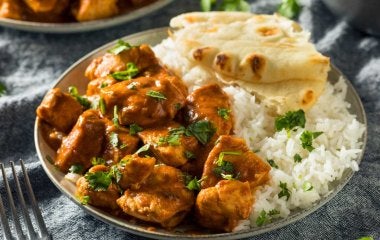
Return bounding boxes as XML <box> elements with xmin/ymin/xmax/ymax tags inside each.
<box><xmin>0</xmin><ymin>0</ymin><xmax>157</xmax><ymax>23</ymax></box>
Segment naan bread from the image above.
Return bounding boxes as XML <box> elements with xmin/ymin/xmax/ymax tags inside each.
<box><xmin>169</xmin><ymin>12</ymin><xmax>330</xmax><ymax>113</ymax></box>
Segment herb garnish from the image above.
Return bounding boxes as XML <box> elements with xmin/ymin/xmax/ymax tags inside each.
<box><xmin>112</xmin><ymin>105</ymin><xmax>119</xmax><ymax>127</ymax></box>
<box><xmin>300</xmin><ymin>130</ymin><xmax>323</xmax><ymax>152</ymax></box>
<box><xmin>184</xmin><ymin>151</ymin><xmax>196</xmax><ymax>159</ymax></box>
<box><xmin>85</xmin><ymin>171</ymin><xmax>112</xmax><ymax>191</ymax></box>
<box><xmin>99</xmin><ymin>97</ymin><xmax>106</xmax><ymax>114</ymax></box>
<box><xmin>293</xmin><ymin>153</ymin><xmax>302</xmax><ymax>163</ymax></box>
<box><xmin>256</xmin><ymin>209</ymin><xmax>281</xmax><ymax>227</ymax></box>
<box><xmin>0</xmin><ymin>82</ymin><xmax>7</xmax><ymax>96</ymax></box>
<box><xmin>146</xmin><ymin>90</ymin><xmax>167</xmax><ymax>100</ymax></box>
<box><xmin>267</xmin><ymin>159</ymin><xmax>279</xmax><ymax>169</ymax></box>
<box><xmin>217</xmin><ymin>108</ymin><xmax>231</xmax><ymax>120</ymax></box>
<box><xmin>111</xmin><ymin>62</ymin><xmax>139</xmax><ymax>81</ymax></box>
<box><xmin>108</xmin><ymin>40</ymin><xmax>133</xmax><ymax>55</ymax></box>
<box><xmin>135</xmin><ymin>143</ymin><xmax>151</xmax><ymax>155</ymax></box>
<box><xmin>278</xmin><ymin>181</ymin><xmax>291</xmax><ymax>200</ymax></box>
<box><xmin>275</xmin><ymin>109</ymin><xmax>305</xmax><ymax>133</ymax></box>
<box><xmin>80</xmin><ymin>195</ymin><xmax>90</xmax><ymax>205</ymax></box>
<box><xmin>129</xmin><ymin>123</ymin><xmax>143</xmax><ymax>135</ymax></box>
<box><xmin>174</xmin><ymin>103</ymin><xmax>182</xmax><ymax>110</ymax></box>
<box><xmin>159</xmin><ymin>134</ymin><xmax>181</xmax><ymax>146</ymax></box>
<box><xmin>109</xmin><ymin>165</ymin><xmax>122</xmax><ymax>183</ymax></box>
<box><xmin>302</xmin><ymin>181</ymin><xmax>313</xmax><ymax>192</ymax></box>
<box><xmin>68</xmin><ymin>86</ymin><xmax>91</xmax><ymax>109</ymax></box>
<box><xmin>110</xmin><ymin>132</ymin><xmax>119</xmax><ymax>148</ymax></box>
<box><xmin>357</xmin><ymin>237</ymin><xmax>374</xmax><ymax>240</ymax></box>
<box><xmin>187</xmin><ymin>120</ymin><xmax>216</xmax><ymax>145</ymax></box>
<box><xmin>185</xmin><ymin>176</ymin><xmax>202</xmax><ymax>191</ymax></box>
<box><xmin>69</xmin><ymin>164</ymin><xmax>83</xmax><ymax>174</ymax></box>
<box><xmin>100</xmin><ymin>82</ymin><xmax>109</xmax><ymax>88</ymax></box>
<box><xmin>213</xmin><ymin>151</ymin><xmax>241</xmax><ymax>179</ymax></box>
<box><xmin>278</xmin><ymin>0</ymin><xmax>301</xmax><ymax>19</ymax></box>
<box><xmin>91</xmin><ymin>157</ymin><xmax>106</xmax><ymax>166</ymax></box>
<box><xmin>201</xmin><ymin>0</ymin><xmax>250</xmax><ymax>12</ymax></box>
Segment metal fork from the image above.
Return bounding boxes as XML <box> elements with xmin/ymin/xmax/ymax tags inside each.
<box><xmin>0</xmin><ymin>160</ymin><xmax>51</xmax><ymax>240</ymax></box>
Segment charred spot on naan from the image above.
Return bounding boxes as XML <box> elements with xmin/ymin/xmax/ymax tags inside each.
<box><xmin>213</xmin><ymin>52</ymin><xmax>238</xmax><ymax>75</ymax></box>
<box><xmin>192</xmin><ymin>46</ymin><xmax>219</xmax><ymax>64</ymax></box>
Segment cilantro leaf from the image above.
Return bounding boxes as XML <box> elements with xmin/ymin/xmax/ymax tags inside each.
<box><xmin>111</xmin><ymin>62</ymin><xmax>139</xmax><ymax>81</ymax></box>
<box><xmin>300</xmin><ymin>130</ymin><xmax>323</xmax><ymax>152</ymax></box>
<box><xmin>91</xmin><ymin>157</ymin><xmax>106</xmax><ymax>166</ymax></box>
<box><xmin>113</xmin><ymin>105</ymin><xmax>119</xmax><ymax>127</ymax></box>
<box><xmin>293</xmin><ymin>153</ymin><xmax>302</xmax><ymax>163</ymax></box>
<box><xmin>129</xmin><ymin>123</ymin><xmax>143</xmax><ymax>135</ymax></box>
<box><xmin>135</xmin><ymin>143</ymin><xmax>151</xmax><ymax>155</ymax></box>
<box><xmin>80</xmin><ymin>195</ymin><xmax>90</xmax><ymax>205</ymax></box>
<box><xmin>217</xmin><ymin>107</ymin><xmax>231</xmax><ymax>120</ymax></box>
<box><xmin>146</xmin><ymin>90</ymin><xmax>167</xmax><ymax>100</ymax></box>
<box><xmin>201</xmin><ymin>0</ymin><xmax>250</xmax><ymax>12</ymax></box>
<box><xmin>69</xmin><ymin>164</ymin><xmax>83</xmax><ymax>174</ymax></box>
<box><xmin>256</xmin><ymin>210</ymin><xmax>269</xmax><ymax>227</ymax></box>
<box><xmin>187</xmin><ymin>120</ymin><xmax>216</xmax><ymax>145</ymax></box>
<box><xmin>302</xmin><ymin>181</ymin><xmax>313</xmax><ymax>192</ymax></box>
<box><xmin>267</xmin><ymin>159</ymin><xmax>279</xmax><ymax>169</ymax></box>
<box><xmin>278</xmin><ymin>0</ymin><xmax>301</xmax><ymax>19</ymax></box>
<box><xmin>185</xmin><ymin>176</ymin><xmax>202</xmax><ymax>191</ymax></box>
<box><xmin>357</xmin><ymin>237</ymin><xmax>374</xmax><ymax>240</ymax></box>
<box><xmin>184</xmin><ymin>151</ymin><xmax>196</xmax><ymax>159</ymax></box>
<box><xmin>275</xmin><ymin>109</ymin><xmax>305</xmax><ymax>132</ymax></box>
<box><xmin>108</xmin><ymin>40</ymin><xmax>132</xmax><ymax>55</ymax></box>
<box><xmin>99</xmin><ymin>97</ymin><xmax>106</xmax><ymax>114</ymax></box>
<box><xmin>278</xmin><ymin>181</ymin><xmax>291</xmax><ymax>200</ymax></box>
<box><xmin>213</xmin><ymin>152</ymin><xmax>240</xmax><ymax>178</ymax></box>
<box><xmin>85</xmin><ymin>171</ymin><xmax>112</xmax><ymax>191</ymax></box>
<box><xmin>268</xmin><ymin>209</ymin><xmax>280</xmax><ymax>216</ymax></box>
<box><xmin>109</xmin><ymin>165</ymin><xmax>122</xmax><ymax>183</ymax></box>
<box><xmin>68</xmin><ymin>86</ymin><xmax>91</xmax><ymax>109</ymax></box>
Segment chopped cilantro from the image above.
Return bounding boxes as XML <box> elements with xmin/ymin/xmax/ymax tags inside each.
<box><xmin>112</xmin><ymin>105</ymin><xmax>119</xmax><ymax>127</ymax></box>
<box><xmin>135</xmin><ymin>143</ymin><xmax>151</xmax><ymax>155</ymax></box>
<box><xmin>275</xmin><ymin>109</ymin><xmax>305</xmax><ymax>133</ymax></box>
<box><xmin>119</xmin><ymin>143</ymin><xmax>127</xmax><ymax>149</ymax></box>
<box><xmin>91</xmin><ymin>157</ymin><xmax>106</xmax><ymax>166</ymax></box>
<box><xmin>111</xmin><ymin>62</ymin><xmax>139</xmax><ymax>81</ymax></box>
<box><xmin>300</xmin><ymin>130</ymin><xmax>323</xmax><ymax>152</ymax></box>
<box><xmin>293</xmin><ymin>153</ymin><xmax>302</xmax><ymax>163</ymax></box>
<box><xmin>187</xmin><ymin>120</ymin><xmax>216</xmax><ymax>145</ymax></box>
<box><xmin>80</xmin><ymin>195</ymin><xmax>90</xmax><ymax>205</ymax></box>
<box><xmin>213</xmin><ymin>152</ymin><xmax>239</xmax><ymax>178</ymax></box>
<box><xmin>278</xmin><ymin>0</ymin><xmax>301</xmax><ymax>19</ymax></box>
<box><xmin>99</xmin><ymin>97</ymin><xmax>106</xmax><ymax>114</ymax></box>
<box><xmin>0</xmin><ymin>82</ymin><xmax>7</xmax><ymax>96</ymax></box>
<box><xmin>119</xmin><ymin>157</ymin><xmax>131</xmax><ymax>167</ymax></box>
<box><xmin>68</xmin><ymin>86</ymin><xmax>91</xmax><ymax>109</ymax></box>
<box><xmin>129</xmin><ymin>123</ymin><xmax>143</xmax><ymax>135</ymax></box>
<box><xmin>278</xmin><ymin>181</ymin><xmax>291</xmax><ymax>200</ymax></box>
<box><xmin>108</xmin><ymin>40</ymin><xmax>133</xmax><ymax>55</ymax></box>
<box><xmin>357</xmin><ymin>237</ymin><xmax>374</xmax><ymax>240</ymax></box>
<box><xmin>69</xmin><ymin>164</ymin><xmax>83</xmax><ymax>174</ymax></box>
<box><xmin>110</xmin><ymin>132</ymin><xmax>119</xmax><ymax>148</ymax></box>
<box><xmin>267</xmin><ymin>159</ymin><xmax>279</xmax><ymax>169</ymax></box>
<box><xmin>268</xmin><ymin>209</ymin><xmax>280</xmax><ymax>216</ymax></box>
<box><xmin>217</xmin><ymin>107</ymin><xmax>231</xmax><ymax>120</ymax></box>
<box><xmin>109</xmin><ymin>165</ymin><xmax>122</xmax><ymax>183</ymax></box>
<box><xmin>256</xmin><ymin>210</ymin><xmax>269</xmax><ymax>227</ymax></box>
<box><xmin>216</xmin><ymin>151</ymin><xmax>242</xmax><ymax>165</ymax></box>
<box><xmin>201</xmin><ymin>0</ymin><xmax>250</xmax><ymax>12</ymax></box>
<box><xmin>146</xmin><ymin>90</ymin><xmax>167</xmax><ymax>100</ymax></box>
<box><xmin>85</xmin><ymin>171</ymin><xmax>112</xmax><ymax>191</ymax></box>
<box><xmin>100</xmin><ymin>82</ymin><xmax>109</xmax><ymax>88</ymax></box>
<box><xmin>185</xmin><ymin>176</ymin><xmax>202</xmax><ymax>191</ymax></box>
<box><xmin>184</xmin><ymin>151</ymin><xmax>196</xmax><ymax>159</ymax></box>
<box><xmin>302</xmin><ymin>181</ymin><xmax>313</xmax><ymax>192</ymax></box>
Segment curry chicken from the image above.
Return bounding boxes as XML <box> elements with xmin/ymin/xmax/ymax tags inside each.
<box><xmin>0</xmin><ymin>0</ymin><xmax>156</xmax><ymax>23</ymax></box>
<box><xmin>36</xmin><ymin>41</ymin><xmax>271</xmax><ymax>232</ymax></box>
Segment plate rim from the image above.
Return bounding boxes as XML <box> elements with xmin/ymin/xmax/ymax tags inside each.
<box><xmin>0</xmin><ymin>0</ymin><xmax>173</xmax><ymax>33</ymax></box>
<box><xmin>34</xmin><ymin>27</ymin><xmax>368</xmax><ymax>239</ymax></box>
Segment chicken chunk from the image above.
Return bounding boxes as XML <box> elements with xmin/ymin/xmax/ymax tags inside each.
<box><xmin>86</xmin><ymin>76</ymin><xmax>117</xmax><ymax>96</ymax></box>
<box><xmin>71</xmin><ymin>0</ymin><xmax>118</xmax><ymax>22</ymax></box>
<box><xmin>102</xmin><ymin>119</ymin><xmax>140</xmax><ymax>163</ymax></box>
<box><xmin>100</xmin><ymin>69</ymin><xmax>187</xmax><ymax>127</ymax></box>
<box><xmin>39</xmin><ymin>121</ymin><xmax>66</xmax><ymax>151</ymax></box>
<box><xmin>116</xmin><ymin>154</ymin><xmax>156</xmax><ymax>190</ymax></box>
<box><xmin>185</xmin><ymin>84</ymin><xmax>233</xmax><ymax>137</ymax></box>
<box><xmin>76</xmin><ymin>165</ymin><xmax>120</xmax><ymax>210</ymax></box>
<box><xmin>116</xmin><ymin>165</ymin><xmax>194</xmax><ymax>228</ymax></box>
<box><xmin>201</xmin><ymin>135</ymin><xmax>271</xmax><ymax>189</ymax></box>
<box><xmin>23</xmin><ymin>0</ymin><xmax>69</xmax><ymax>14</ymax></box>
<box><xmin>85</xmin><ymin>44</ymin><xmax>158</xmax><ymax>81</ymax></box>
<box><xmin>55</xmin><ymin>110</ymin><xmax>105</xmax><ymax>172</ymax></box>
<box><xmin>138</xmin><ymin>122</ymin><xmax>199</xmax><ymax>167</ymax></box>
<box><xmin>36</xmin><ymin>88</ymin><xmax>83</xmax><ymax>133</ymax></box>
<box><xmin>0</xmin><ymin>0</ymin><xmax>23</xmax><ymax>20</ymax></box>
<box><xmin>195</xmin><ymin>180</ymin><xmax>253</xmax><ymax>232</ymax></box>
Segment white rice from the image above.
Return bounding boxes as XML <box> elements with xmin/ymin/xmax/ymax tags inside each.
<box><xmin>153</xmin><ymin>39</ymin><xmax>366</xmax><ymax>229</ymax></box>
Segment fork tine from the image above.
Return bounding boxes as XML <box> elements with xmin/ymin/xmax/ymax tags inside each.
<box><xmin>20</xmin><ymin>160</ymin><xmax>50</xmax><ymax>238</ymax></box>
<box><xmin>1</xmin><ymin>163</ymin><xmax>26</xmax><ymax>240</ymax></box>
<box><xmin>11</xmin><ymin>161</ymin><xmax>37</xmax><ymax>240</ymax></box>
<box><xmin>0</xmin><ymin>164</ymin><xmax>13</xmax><ymax>240</ymax></box>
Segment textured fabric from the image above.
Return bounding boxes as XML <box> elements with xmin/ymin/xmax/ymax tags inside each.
<box><xmin>0</xmin><ymin>0</ymin><xmax>379</xmax><ymax>239</ymax></box>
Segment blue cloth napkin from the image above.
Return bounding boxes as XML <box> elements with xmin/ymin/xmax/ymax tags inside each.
<box><xmin>0</xmin><ymin>0</ymin><xmax>379</xmax><ymax>239</ymax></box>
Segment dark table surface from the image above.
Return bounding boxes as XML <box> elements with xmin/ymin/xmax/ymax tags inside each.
<box><xmin>0</xmin><ymin>0</ymin><xmax>379</xmax><ymax>239</ymax></box>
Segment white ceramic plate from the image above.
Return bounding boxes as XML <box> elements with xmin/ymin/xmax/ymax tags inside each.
<box><xmin>0</xmin><ymin>0</ymin><xmax>172</xmax><ymax>33</ymax></box>
<box><xmin>34</xmin><ymin>28</ymin><xmax>368</xmax><ymax>239</ymax></box>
